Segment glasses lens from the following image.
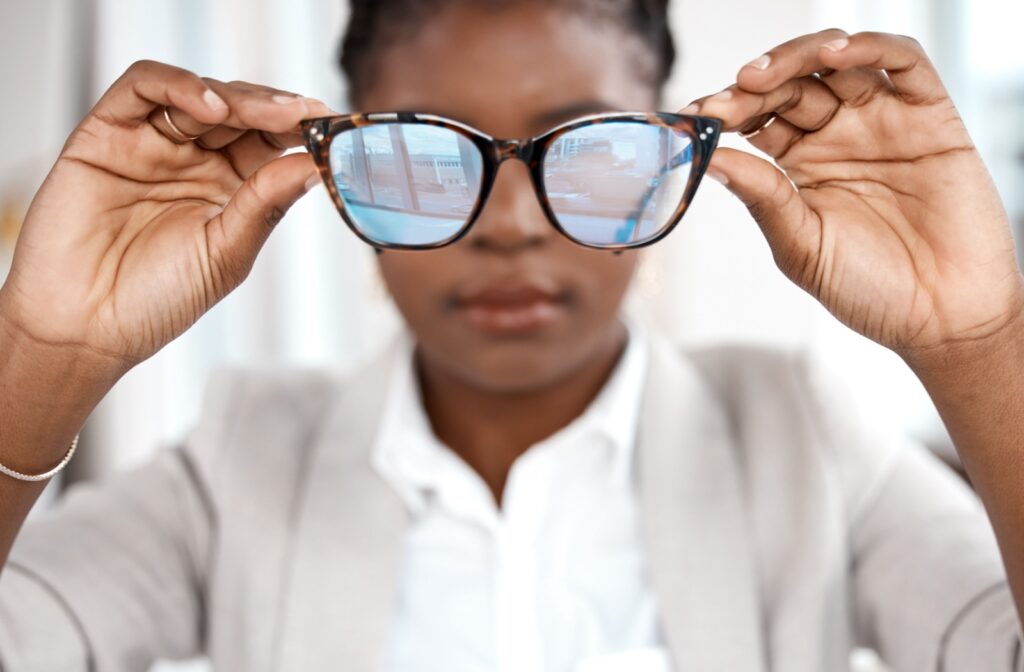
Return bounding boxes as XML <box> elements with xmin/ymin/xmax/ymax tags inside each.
<box><xmin>542</xmin><ymin>122</ymin><xmax>694</xmax><ymax>247</ymax></box>
<box><xmin>328</xmin><ymin>123</ymin><xmax>484</xmax><ymax>246</ymax></box>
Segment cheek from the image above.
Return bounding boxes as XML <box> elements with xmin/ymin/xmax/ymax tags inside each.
<box><xmin>376</xmin><ymin>254</ymin><xmax>451</xmax><ymax>324</ymax></box>
<box><xmin>570</xmin><ymin>251</ymin><xmax>639</xmax><ymax>321</ymax></box>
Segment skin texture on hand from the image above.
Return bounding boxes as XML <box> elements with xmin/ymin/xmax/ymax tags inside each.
<box><xmin>685</xmin><ymin>29</ymin><xmax>1024</xmax><ymax>358</ymax></box>
<box><xmin>0</xmin><ymin>61</ymin><xmax>336</xmax><ymax>370</ymax></box>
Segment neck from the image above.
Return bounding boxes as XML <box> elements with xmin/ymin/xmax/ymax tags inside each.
<box><xmin>416</xmin><ymin>323</ymin><xmax>628</xmax><ymax>505</ymax></box>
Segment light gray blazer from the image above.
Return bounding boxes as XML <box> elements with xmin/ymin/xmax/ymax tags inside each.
<box><xmin>1</xmin><ymin>334</ymin><xmax>1021</xmax><ymax>672</ymax></box>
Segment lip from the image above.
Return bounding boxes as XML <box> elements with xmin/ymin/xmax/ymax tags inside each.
<box><xmin>453</xmin><ymin>277</ymin><xmax>570</xmax><ymax>335</ymax></box>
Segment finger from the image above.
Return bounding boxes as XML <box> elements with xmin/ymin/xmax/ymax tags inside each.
<box><xmin>142</xmin><ymin>78</ymin><xmax>322</xmax><ymax>146</ymax></box>
<box><xmin>739</xmin><ymin>116</ymin><xmax>804</xmax><ymax>161</ymax></box>
<box><xmin>690</xmin><ymin>76</ymin><xmax>841</xmax><ymax>133</ymax></box>
<box><xmin>705</xmin><ymin>147</ymin><xmax>821</xmax><ymax>285</ymax></box>
<box><xmin>220</xmin><ymin>129</ymin><xmax>306</xmax><ymax>179</ymax></box>
<box><xmin>206</xmin><ymin>153</ymin><xmax>319</xmax><ymax>291</ymax></box>
<box><xmin>195</xmin><ymin>125</ymin><xmax>248</xmax><ymax>150</ymax></box>
<box><xmin>94</xmin><ymin>60</ymin><xmax>229</xmax><ymax>127</ymax></box>
<box><xmin>814</xmin><ymin>32</ymin><xmax>947</xmax><ymax>104</ymax></box>
<box><xmin>736</xmin><ymin>29</ymin><xmax>945</xmax><ymax>105</ymax></box>
<box><xmin>735</xmin><ymin>28</ymin><xmax>852</xmax><ymax>92</ymax></box>
<box><xmin>198</xmin><ymin>125</ymin><xmax>306</xmax><ymax>152</ymax></box>
<box><xmin>147</xmin><ymin>104</ymin><xmax>214</xmax><ymax>144</ymax></box>
<box><xmin>202</xmin><ymin>80</ymin><xmax>338</xmax><ymax>134</ymax></box>
<box><xmin>817</xmin><ymin>67</ymin><xmax>894</xmax><ymax>106</ymax></box>
<box><xmin>144</xmin><ymin>76</ymin><xmax>337</xmax><ymax>151</ymax></box>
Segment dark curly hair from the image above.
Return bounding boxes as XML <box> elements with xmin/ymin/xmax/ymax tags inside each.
<box><xmin>338</xmin><ymin>0</ymin><xmax>676</xmax><ymax>108</ymax></box>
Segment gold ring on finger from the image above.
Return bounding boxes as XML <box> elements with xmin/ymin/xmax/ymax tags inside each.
<box><xmin>738</xmin><ymin>113</ymin><xmax>778</xmax><ymax>139</ymax></box>
<box><xmin>162</xmin><ymin>106</ymin><xmax>201</xmax><ymax>143</ymax></box>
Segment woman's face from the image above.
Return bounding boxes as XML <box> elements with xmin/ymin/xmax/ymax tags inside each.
<box><xmin>359</xmin><ymin>3</ymin><xmax>659</xmax><ymax>393</ymax></box>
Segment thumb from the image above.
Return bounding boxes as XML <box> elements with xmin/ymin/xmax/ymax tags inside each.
<box><xmin>706</xmin><ymin>147</ymin><xmax>822</xmax><ymax>284</ymax></box>
<box><xmin>206</xmin><ymin>152</ymin><xmax>319</xmax><ymax>291</ymax></box>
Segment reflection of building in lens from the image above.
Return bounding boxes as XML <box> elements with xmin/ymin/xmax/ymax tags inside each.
<box><xmin>545</xmin><ymin>127</ymin><xmax>678</xmax><ymax>212</ymax></box>
<box><xmin>547</xmin><ymin>136</ymin><xmax>614</xmax><ymax>160</ymax></box>
<box><xmin>330</xmin><ymin>126</ymin><xmax>483</xmax><ymax>219</ymax></box>
<box><xmin>543</xmin><ymin>124</ymin><xmax>692</xmax><ymax>245</ymax></box>
<box><xmin>333</xmin><ymin>154</ymin><xmax>473</xmax><ymax>206</ymax></box>
<box><xmin>408</xmin><ymin>156</ymin><xmax>472</xmax><ymax>193</ymax></box>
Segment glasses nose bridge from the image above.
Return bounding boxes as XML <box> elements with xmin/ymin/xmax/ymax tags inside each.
<box><xmin>493</xmin><ymin>137</ymin><xmax>536</xmax><ymax>165</ymax></box>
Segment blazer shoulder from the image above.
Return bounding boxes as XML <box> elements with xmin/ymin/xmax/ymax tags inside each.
<box><xmin>679</xmin><ymin>341</ymin><xmax>915</xmax><ymax>523</ymax></box>
<box><xmin>679</xmin><ymin>340</ymin><xmax>872</xmax><ymax>452</ymax></box>
<box><xmin>183</xmin><ymin>347</ymin><xmax>395</xmax><ymax>496</ymax></box>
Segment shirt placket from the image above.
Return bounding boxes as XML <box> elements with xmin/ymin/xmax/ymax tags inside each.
<box><xmin>494</xmin><ymin>448</ymin><xmax>553</xmax><ymax>672</ymax></box>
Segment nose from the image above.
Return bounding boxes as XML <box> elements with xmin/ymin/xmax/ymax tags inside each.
<box><xmin>464</xmin><ymin>157</ymin><xmax>553</xmax><ymax>254</ymax></box>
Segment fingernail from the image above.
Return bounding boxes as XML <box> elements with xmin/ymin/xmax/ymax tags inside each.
<box><xmin>707</xmin><ymin>168</ymin><xmax>729</xmax><ymax>186</ymax></box>
<box><xmin>203</xmin><ymin>89</ymin><xmax>227</xmax><ymax>111</ymax></box>
<box><xmin>821</xmin><ymin>37</ymin><xmax>850</xmax><ymax>52</ymax></box>
<box><xmin>744</xmin><ymin>54</ymin><xmax>771</xmax><ymax>70</ymax></box>
<box><xmin>304</xmin><ymin>173</ymin><xmax>322</xmax><ymax>193</ymax></box>
<box><xmin>272</xmin><ymin>93</ymin><xmax>303</xmax><ymax>105</ymax></box>
<box><xmin>680</xmin><ymin>103</ymin><xmax>699</xmax><ymax>115</ymax></box>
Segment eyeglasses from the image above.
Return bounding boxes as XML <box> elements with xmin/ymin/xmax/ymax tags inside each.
<box><xmin>301</xmin><ymin>111</ymin><xmax>721</xmax><ymax>251</ymax></box>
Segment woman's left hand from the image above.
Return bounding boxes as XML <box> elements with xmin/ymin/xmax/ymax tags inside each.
<box><xmin>686</xmin><ymin>29</ymin><xmax>1024</xmax><ymax>362</ymax></box>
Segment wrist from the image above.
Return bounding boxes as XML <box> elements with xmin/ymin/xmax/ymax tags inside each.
<box><xmin>0</xmin><ymin>288</ymin><xmax>133</xmax><ymax>384</ymax></box>
<box><xmin>900</xmin><ymin>287</ymin><xmax>1024</xmax><ymax>384</ymax></box>
<box><xmin>0</xmin><ymin>310</ymin><xmax>124</xmax><ymax>475</ymax></box>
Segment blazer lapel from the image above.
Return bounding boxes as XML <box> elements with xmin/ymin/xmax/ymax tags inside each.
<box><xmin>638</xmin><ymin>335</ymin><xmax>766</xmax><ymax>672</ymax></box>
<box><xmin>276</xmin><ymin>333</ymin><xmax>766</xmax><ymax>671</ymax></box>
<box><xmin>277</xmin><ymin>344</ymin><xmax>409</xmax><ymax>672</ymax></box>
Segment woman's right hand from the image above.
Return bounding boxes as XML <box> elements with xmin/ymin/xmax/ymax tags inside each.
<box><xmin>0</xmin><ymin>60</ymin><xmax>332</xmax><ymax>375</ymax></box>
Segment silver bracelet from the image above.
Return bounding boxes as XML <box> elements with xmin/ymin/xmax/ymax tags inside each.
<box><xmin>0</xmin><ymin>434</ymin><xmax>80</xmax><ymax>482</ymax></box>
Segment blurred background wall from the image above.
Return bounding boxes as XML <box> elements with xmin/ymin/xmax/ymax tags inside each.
<box><xmin>0</xmin><ymin>0</ymin><xmax>1021</xmax><ymax>670</ymax></box>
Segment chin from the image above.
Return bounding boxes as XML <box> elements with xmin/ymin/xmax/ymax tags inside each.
<box><xmin>421</xmin><ymin>332</ymin><xmax>593</xmax><ymax>395</ymax></box>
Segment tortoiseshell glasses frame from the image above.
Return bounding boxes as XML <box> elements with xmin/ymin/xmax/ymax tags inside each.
<box><xmin>301</xmin><ymin>111</ymin><xmax>722</xmax><ymax>251</ymax></box>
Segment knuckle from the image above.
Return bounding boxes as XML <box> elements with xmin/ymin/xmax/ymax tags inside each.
<box><xmin>263</xmin><ymin>205</ymin><xmax>287</xmax><ymax>229</ymax></box>
<box><xmin>899</xmin><ymin>34</ymin><xmax>925</xmax><ymax>52</ymax></box>
<box><xmin>124</xmin><ymin>59</ymin><xmax>201</xmax><ymax>90</ymax></box>
<box><xmin>234</xmin><ymin>95</ymin><xmax>264</xmax><ymax>120</ymax></box>
<box><xmin>126</xmin><ymin>59</ymin><xmax>158</xmax><ymax>75</ymax></box>
<box><xmin>247</xmin><ymin>173</ymin><xmax>287</xmax><ymax>229</ymax></box>
<box><xmin>259</xmin><ymin>130</ymin><xmax>286</xmax><ymax>152</ymax></box>
<box><xmin>778</xmin><ymin>82</ymin><xmax>804</xmax><ymax>114</ymax></box>
<box><xmin>746</xmin><ymin>198</ymin><xmax>770</xmax><ymax>224</ymax></box>
<box><xmin>857</xmin><ymin>30</ymin><xmax>888</xmax><ymax>43</ymax></box>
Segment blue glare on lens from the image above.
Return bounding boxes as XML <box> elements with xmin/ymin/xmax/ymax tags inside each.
<box><xmin>329</xmin><ymin>124</ymin><xmax>484</xmax><ymax>246</ymax></box>
<box><xmin>542</xmin><ymin>122</ymin><xmax>693</xmax><ymax>246</ymax></box>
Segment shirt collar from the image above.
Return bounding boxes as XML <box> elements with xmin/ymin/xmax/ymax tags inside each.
<box><xmin>370</xmin><ymin>316</ymin><xmax>650</xmax><ymax>515</ymax></box>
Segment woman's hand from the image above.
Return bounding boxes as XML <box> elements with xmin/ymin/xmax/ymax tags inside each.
<box><xmin>686</xmin><ymin>29</ymin><xmax>1024</xmax><ymax>363</ymax></box>
<box><xmin>0</xmin><ymin>60</ymin><xmax>332</xmax><ymax>374</ymax></box>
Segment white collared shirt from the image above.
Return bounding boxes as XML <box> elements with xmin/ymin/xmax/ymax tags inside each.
<box><xmin>371</xmin><ymin>320</ymin><xmax>674</xmax><ymax>672</ymax></box>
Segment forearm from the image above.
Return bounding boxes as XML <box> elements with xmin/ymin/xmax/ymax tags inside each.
<box><xmin>0</xmin><ymin>312</ymin><xmax>123</xmax><ymax>567</ymax></box>
<box><xmin>906</xmin><ymin>303</ymin><xmax>1024</xmax><ymax>628</ymax></box>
